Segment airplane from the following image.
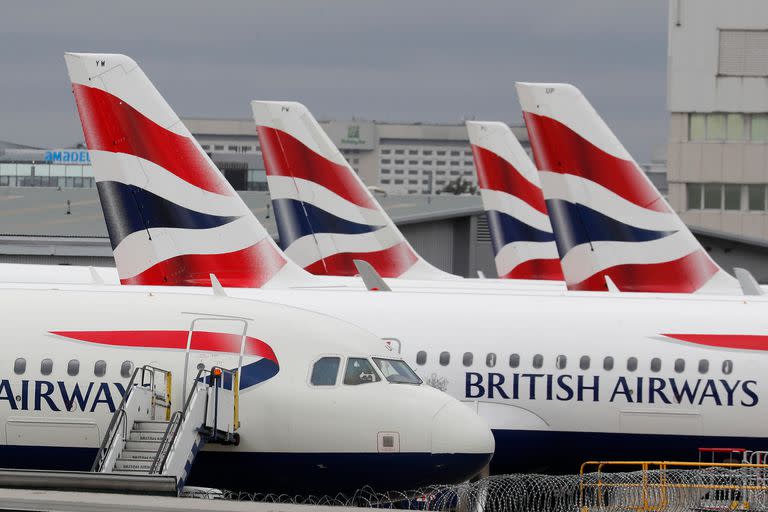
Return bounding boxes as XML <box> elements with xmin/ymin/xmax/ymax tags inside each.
<box><xmin>0</xmin><ymin>285</ymin><xmax>493</xmax><ymax>493</ymax></box>
<box><xmin>466</xmin><ymin>121</ymin><xmax>564</xmax><ymax>281</ymax></box>
<box><xmin>250</xmin><ymin>99</ymin><xmax>562</xmax><ymax>290</ymax></box>
<box><xmin>57</xmin><ymin>53</ymin><xmax>768</xmax><ymax>475</ymax></box>
<box><xmin>517</xmin><ymin>82</ymin><xmax>743</xmax><ymax>295</ymax></box>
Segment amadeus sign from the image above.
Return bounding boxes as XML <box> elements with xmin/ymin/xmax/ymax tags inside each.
<box><xmin>323</xmin><ymin>120</ymin><xmax>376</xmax><ymax>150</ymax></box>
<box><xmin>44</xmin><ymin>150</ymin><xmax>91</xmax><ymax>164</ymax></box>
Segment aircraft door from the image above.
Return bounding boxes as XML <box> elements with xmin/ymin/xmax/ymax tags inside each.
<box><xmin>183</xmin><ymin>317</ymin><xmax>248</xmax><ymax>399</ymax></box>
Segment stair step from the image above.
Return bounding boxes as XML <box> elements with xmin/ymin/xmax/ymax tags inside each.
<box><xmin>124</xmin><ymin>440</ymin><xmax>162</xmax><ymax>451</ymax></box>
<box><xmin>112</xmin><ymin>467</ymin><xmax>152</xmax><ymax>474</ymax></box>
<box><xmin>129</xmin><ymin>431</ymin><xmax>166</xmax><ymax>442</ymax></box>
<box><xmin>119</xmin><ymin>450</ymin><xmax>157</xmax><ymax>461</ymax></box>
<box><xmin>114</xmin><ymin>459</ymin><xmax>153</xmax><ymax>472</ymax></box>
<box><xmin>133</xmin><ymin>421</ymin><xmax>171</xmax><ymax>432</ymax></box>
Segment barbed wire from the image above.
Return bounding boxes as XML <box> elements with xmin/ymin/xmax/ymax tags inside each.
<box><xmin>182</xmin><ymin>466</ymin><xmax>768</xmax><ymax>511</ymax></box>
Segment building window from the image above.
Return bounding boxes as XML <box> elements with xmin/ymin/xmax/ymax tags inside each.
<box><xmin>381</xmin><ymin>149</ymin><xmax>391</xmax><ymax>155</ymax></box>
<box><xmin>726</xmin><ymin>114</ymin><xmax>745</xmax><ymax>140</ymax></box>
<box><xmin>423</xmin><ymin>150</ymin><xmax>433</xmax><ymax>156</ymax></box>
<box><xmin>381</xmin><ymin>179</ymin><xmax>391</xmax><ymax>184</ymax></box>
<box><xmin>394</xmin><ymin>170</ymin><xmax>404</xmax><ymax>175</ymax></box>
<box><xmin>408</xmin><ymin>170</ymin><xmax>418</xmax><ymax>175</ymax></box>
<box><xmin>703</xmin><ymin>184</ymin><xmax>722</xmax><ymax>209</ymax></box>
<box><xmin>450</xmin><ymin>151</ymin><xmax>460</xmax><ymax>156</ymax></box>
<box><xmin>719</xmin><ymin>29</ymin><xmax>768</xmax><ymax>77</ymax></box>
<box><xmin>439</xmin><ymin>352</ymin><xmax>450</xmax><ymax>366</ymax></box>
<box><xmin>227</xmin><ymin>145</ymin><xmax>238</xmax><ymax>152</ymax></box>
<box><xmin>395</xmin><ymin>159</ymin><xmax>404</xmax><ymax>165</ymax></box>
<box><xmin>450</xmin><ymin>161</ymin><xmax>460</xmax><ymax>166</ymax></box>
<box><xmin>437</xmin><ymin>150</ymin><xmax>446</xmax><ymax>156</ymax></box>
<box><xmin>687</xmin><ymin>183</ymin><xmax>702</xmax><ymax>210</ymax></box>
<box><xmin>381</xmin><ymin>159</ymin><xmax>391</xmax><ymax>164</ymax></box>
<box><xmin>724</xmin><ymin>184</ymin><xmax>741</xmax><ymax>210</ymax></box>
<box><xmin>395</xmin><ymin>149</ymin><xmax>404</xmax><ymax>155</ymax></box>
<box><xmin>423</xmin><ymin>160</ymin><xmax>432</xmax><ymax>165</ymax></box>
<box><xmin>752</xmin><ymin>114</ymin><xmax>768</xmax><ymax>141</ymax></box>
<box><xmin>394</xmin><ymin>179</ymin><xmax>404</xmax><ymax>184</ymax></box>
<box><xmin>201</xmin><ymin>145</ymin><xmax>210</xmax><ymax>150</ymax></box>
<box><xmin>408</xmin><ymin>149</ymin><xmax>418</xmax><ymax>155</ymax></box>
<box><xmin>214</xmin><ymin>145</ymin><xmax>224</xmax><ymax>151</ymax></box>
<box><xmin>408</xmin><ymin>160</ymin><xmax>418</xmax><ymax>165</ymax></box>
<box><xmin>689</xmin><ymin>114</ymin><xmax>706</xmax><ymax>141</ymax></box>
<box><xmin>706</xmin><ymin>114</ymin><xmax>726</xmax><ymax>140</ymax></box>
<box><xmin>381</xmin><ymin>168</ymin><xmax>391</xmax><ymax>174</ymax></box>
<box><xmin>748</xmin><ymin>185</ymin><xmax>766</xmax><ymax>211</ymax></box>
<box><xmin>408</xmin><ymin>179</ymin><xmax>417</xmax><ymax>184</ymax></box>
<box><xmin>436</xmin><ymin>160</ymin><xmax>446</xmax><ymax>166</ymax></box>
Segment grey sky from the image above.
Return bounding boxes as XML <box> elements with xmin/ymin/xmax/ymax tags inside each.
<box><xmin>0</xmin><ymin>1</ymin><xmax>668</xmax><ymax>161</ymax></box>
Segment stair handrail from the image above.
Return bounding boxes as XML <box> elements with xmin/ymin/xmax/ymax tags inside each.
<box><xmin>149</xmin><ymin>367</ymin><xmax>209</xmax><ymax>475</ymax></box>
<box><xmin>91</xmin><ymin>364</ymin><xmax>171</xmax><ymax>472</ymax></box>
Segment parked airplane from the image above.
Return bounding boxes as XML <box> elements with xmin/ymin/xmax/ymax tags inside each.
<box><xmin>517</xmin><ymin>82</ymin><xmax>742</xmax><ymax>295</ymax></box>
<box><xmin>60</xmin><ymin>53</ymin><xmax>768</xmax><ymax>475</ymax></box>
<box><xmin>466</xmin><ymin>121</ymin><xmax>563</xmax><ymax>281</ymax></box>
<box><xmin>0</xmin><ymin>286</ymin><xmax>493</xmax><ymax>492</ymax></box>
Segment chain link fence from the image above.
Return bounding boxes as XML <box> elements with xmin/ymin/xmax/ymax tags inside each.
<box><xmin>183</xmin><ymin>465</ymin><xmax>768</xmax><ymax>511</ymax></box>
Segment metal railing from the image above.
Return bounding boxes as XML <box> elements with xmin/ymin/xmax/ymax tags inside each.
<box><xmin>91</xmin><ymin>365</ymin><xmax>172</xmax><ymax>472</ymax></box>
<box><xmin>579</xmin><ymin>460</ymin><xmax>768</xmax><ymax>512</ymax></box>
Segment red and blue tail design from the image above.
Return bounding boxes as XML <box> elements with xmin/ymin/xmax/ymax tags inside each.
<box><xmin>466</xmin><ymin>121</ymin><xmax>563</xmax><ymax>281</ymax></box>
<box><xmin>51</xmin><ymin>330</ymin><xmax>279</xmax><ymax>390</ymax></box>
<box><xmin>252</xmin><ymin>101</ymin><xmax>458</xmax><ymax>279</ymax></box>
<box><xmin>65</xmin><ymin>53</ymin><xmax>304</xmax><ymax>288</ymax></box>
<box><xmin>517</xmin><ymin>82</ymin><xmax>739</xmax><ymax>294</ymax></box>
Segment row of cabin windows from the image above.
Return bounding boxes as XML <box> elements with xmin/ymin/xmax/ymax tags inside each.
<box><xmin>13</xmin><ymin>358</ymin><xmax>134</xmax><ymax>378</ymax></box>
<box><xmin>415</xmin><ymin>352</ymin><xmax>734</xmax><ymax>375</ymax></box>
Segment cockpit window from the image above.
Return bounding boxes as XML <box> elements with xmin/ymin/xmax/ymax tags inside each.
<box><xmin>373</xmin><ymin>358</ymin><xmax>423</xmax><ymax>385</ymax></box>
<box><xmin>344</xmin><ymin>358</ymin><xmax>381</xmax><ymax>385</ymax></box>
<box><xmin>311</xmin><ymin>356</ymin><xmax>341</xmax><ymax>386</ymax></box>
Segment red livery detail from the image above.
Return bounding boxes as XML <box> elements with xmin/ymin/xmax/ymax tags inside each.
<box><xmin>72</xmin><ymin>84</ymin><xmax>231</xmax><ymax>196</ymax></box>
<box><xmin>663</xmin><ymin>333</ymin><xmax>768</xmax><ymax>352</ymax></box>
<box><xmin>522</xmin><ymin>111</ymin><xmax>669</xmax><ymax>213</ymax></box>
<box><xmin>120</xmin><ymin>239</ymin><xmax>286</xmax><ymax>288</ymax></box>
<box><xmin>303</xmin><ymin>241</ymin><xmax>419</xmax><ymax>278</ymax></box>
<box><xmin>569</xmin><ymin>250</ymin><xmax>719</xmax><ymax>293</ymax></box>
<box><xmin>50</xmin><ymin>330</ymin><xmax>278</xmax><ymax>363</ymax></box>
<box><xmin>471</xmin><ymin>144</ymin><xmax>548</xmax><ymax>215</ymax></box>
<box><xmin>502</xmin><ymin>257</ymin><xmax>564</xmax><ymax>281</ymax></box>
<box><xmin>257</xmin><ymin>126</ymin><xmax>377</xmax><ymax>210</ymax></box>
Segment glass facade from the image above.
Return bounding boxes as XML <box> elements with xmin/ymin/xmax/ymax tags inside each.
<box><xmin>0</xmin><ymin>163</ymin><xmax>94</xmax><ymax>188</ymax></box>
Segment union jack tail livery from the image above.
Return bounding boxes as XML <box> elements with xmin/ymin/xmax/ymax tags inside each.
<box><xmin>516</xmin><ymin>82</ymin><xmax>739</xmax><ymax>294</ymax></box>
<box><xmin>466</xmin><ymin>121</ymin><xmax>563</xmax><ymax>281</ymax></box>
<box><xmin>65</xmin><ymin>53</ymin><xmax>306</xmax><ymax>288</ymax></box>
<box><xmin>251</xmin><ymin>100</ymin><xmax>457</xmax><ymax>279</ymax></box>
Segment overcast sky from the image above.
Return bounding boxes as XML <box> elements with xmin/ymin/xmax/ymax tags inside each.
<box><xmin>0</xmin><ymin>1</ymin><xmax>668</xmax><ymax>161</ymax></box>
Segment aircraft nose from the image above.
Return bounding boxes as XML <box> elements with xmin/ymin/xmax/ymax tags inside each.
<box><xmin>429</xmin><ymin>400</ymin><xmax>494</xmax><ymax>482</ymax></box>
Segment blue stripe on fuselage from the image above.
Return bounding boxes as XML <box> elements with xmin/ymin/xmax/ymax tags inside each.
<box><xmin>545</xmin><ymin>199</ymin><xmax>677</xmax><ymax>258</ymax></box>
<box><xmin>96</xmin><ymin>181</ymin><xmax>240</xmax><ymax>250</ymax></box>
<box><xmin>272</xmin><ymin>198</ymin><xmax>385</xmax><ymax>248</ymax></box>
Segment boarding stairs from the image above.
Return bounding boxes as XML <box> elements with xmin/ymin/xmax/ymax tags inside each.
<box><xmin>92</xmin><ymin>365</ymin><xmax>240</xmax><ymax>492</ymax></box>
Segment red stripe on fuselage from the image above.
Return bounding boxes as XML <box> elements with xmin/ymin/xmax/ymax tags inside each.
<box><xmin>257</xmin><ymin>126</ymin><xmax>377</xmax><ymax>209</ymax></box>
<box><xmin>568</xmin><ymin>250</ymin><xmax>718</xmax><ymax>293</ymax></box>
<box><xmin>304</xmin><ymin>241</ymin><xmax>418</xmax><ymax>278</ymax></box>
<box><xmin>663</xmin><ymin>333</ymin><xmax>768</xmax><ymax>352</ymax></box>
<box><xmin>120</xmin><ymin>239</ymin><xmax>286</xmax><ymax>288</ymax></box>
<box><xmin>50</xmin><ymin>330</ymin><xmax>277</xmax><ymax>363</ymax></box>
<box><xmin>522</xmin><ymin>111</ymin><xmax>668</xmax><ymax>213</ymax></box>
<box><xmin>501</xmin><ymin>257</ymin><xmax>564</xmax><ymax>281</ymax></box>
<box><xmin>71</xmin><ymin>84</ymin><xmax>231</xmax><ymax>196</ymax></box>
<box><xmin>471</xmin><ymin>144</ymin><xmax>548</xmax><ymax>214</ymax></box>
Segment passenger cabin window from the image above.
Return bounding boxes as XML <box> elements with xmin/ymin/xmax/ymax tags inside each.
<box><xmin>603</xmin><ymin>356</ymin><xmax>614</xmax><ymax>371</ymax></box>
<box><xmin>532</xmin><ymin>354</ymin><xmax>543</xmax><ymax>369</ymax></box>
<box><xmin>343</xmin><ymin>358</ymin><xmax>381</xmax><ymax>385</ymax></box>
<box><xmin>416</xmin><ymin>351</ymin><xmax>427</xmax><ymax>366</ymax></box>
<box><xmin>722</xmin><ymin>360</ymin><xmax>734</xmax><ymax>375</ymax></box>
<box><xmin>94</xmin><ymin>360</ymin><xmax>106</xmax><ymax>378</ymax></box>
<box><xmin>555</xmin><ymin>355</ymin><xmax>567</xmax><ymax>370</ymax></box>
<box><xmin>13</xmin><ymin>358</ymin><xmax>26</xmax><ymax>375</ymax></box>
<box><xmin>373</xmin><ymin>358</ymin><xmax>422</xmax><ymax>384</ymax></box>
<box><xmin>509</xmin><ymin>354</ymin><xmax>520</xmax><ymax>368</ymax></box>
<box><xmin>463</xmin><ymin>352</ymin><xmax>473</xmax><ymax>367</ymax></box>
<box><xmin>439</xmin><ymin>351</ymin><xmax>450</xmax><ymax>366</ymax></box>
<box><xmin>67</xmin><ymin>359</ymin><xmax>79</xmax><ymax>377</ymax></box>
<box><xmin>41</xmin><ymin>358</ymin><xmax>53</xmax><ymax>376</ymax></box>
<box><xmin>580</xmin><ymin>356</ymin><xmax>591</xmax><ymax>371</ymax></box>
<box><xmin>698</xmin><ymin>359</ymin><xmax>709</xmax><ymax>374</ymax></box>
<box><xmin>486</xmin><ymin>353</ymin><xmax>497</xmax><ymax>368</ymax></box>
<box><xmin>627</xmin><ymin>357</ymin><xmax>638</xmax><ymax>372</ymax></box>
<box><xmin>650</xmin><ymin>358</ymin><xmax>662</xmax><ymax>373</ymax></box>
<box><xmin>120</xmin><ymin>361</ymin><xmax>134</xmax><ymax>378</ymax></box>
<box><xmin>311</xmin><ymin>357</ymin><xmax>341</xmax><ymax>386</ymax></box>
<box><xmin>674</xmin><ymin>358</ymin><xmax>685</xmax><ymax>373</ymax></box>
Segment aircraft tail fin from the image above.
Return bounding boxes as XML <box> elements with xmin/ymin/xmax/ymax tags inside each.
<box><xmin>251</xmin><ymin>100</ymin><xmax>458</xmax><ymax>279</ymax></box>
<box><xmin>516</xmin><ymin>82</ymin><xmax>739</xmax><ymax>294</ymax></box>
<box><xmin>65</xmin><ymin>53</ymin><xmax>307</xmax><ymax>288</ymax></box>
<box><xmin>466</xmin><ymin>121</ymin><xmax>563</xmax><ymax>281</ymax></box>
